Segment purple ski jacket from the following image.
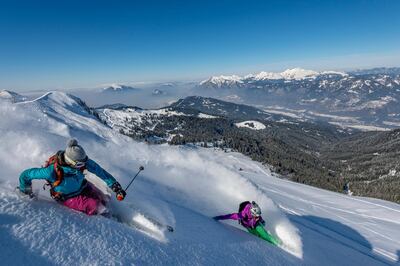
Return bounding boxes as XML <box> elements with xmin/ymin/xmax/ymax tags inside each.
<box><xmin>214</xmin><ymin>203</ymin><xmax>265</xmax><ymax>229</ymax></box>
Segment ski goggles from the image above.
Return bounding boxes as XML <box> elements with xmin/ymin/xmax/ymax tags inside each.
<box><xmin>64</xmin><ymin>154</ymin><xmax>87</xmax><ymax>168</ymax></box>
<box><xmin>251</xmin><ymin>208</ymin><xmax>261</xmax><ymax>217</ymax></box>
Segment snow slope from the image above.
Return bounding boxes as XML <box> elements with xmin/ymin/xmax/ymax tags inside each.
<box><xmin>235</xmin><ymin>121</ymin><xmax>266</xmax><ymax>130</ymax></box>
<box><xmin>0</xmin><ymin>92</ymin><xmax>399</xmax><ymax>265</ymax></box>
<box><xmin>0</xmin><ymin>89</ymin><xmax>27</xmax><ymax>103</ymax></box>
<box><xmin>97</xmin><ymin>107</ymin><xmax>187</xmax><ymax>132</ymax></box>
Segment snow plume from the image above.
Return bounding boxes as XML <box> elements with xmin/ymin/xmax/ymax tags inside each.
<box><xmin>0</xmin><ymin>92</ymin><xmax>303</xmax><ymax>264</ymax></box>
<box><xmin>0</xmin><ymin>102</ymin><xmax>57</xmax><ymax>178</ymax></box>
<box><xmin>88</xmin><ymin>142</ymin><xmax>303</xmax><ymax>258</ymax></box>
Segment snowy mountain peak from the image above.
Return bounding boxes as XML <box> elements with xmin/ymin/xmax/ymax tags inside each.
<box><xmin>102</xmin><ymin>84</ymin><xmax>139</xmax><ymax>93</ymax></box>
<box><xmin>249</xmin><ymin>71</ymin><xmax>283</xmax><ymax>80</ymax></box>
<box><xmin>200</xmin><ymin>75</ymin><xmax>243</xmax><ymax>87</ymax></box>
<box><xmin>105</xmin><ymin>84</ymin><xmax>123</xmax><ymax>90</ymax></box>
<box><xmin>0</xmin><ymin>89</ymin><xmax>27</xmax><ymax>103</ymax></box>
<box><xmin>319</xmin><ymin>70</ymin><xmax>348</xmax><ymax>76</ymax></box>
<box><xmin>280</xmin><ymin>68</ymin><xmax>319</xmax><ymax>80</ymax></box>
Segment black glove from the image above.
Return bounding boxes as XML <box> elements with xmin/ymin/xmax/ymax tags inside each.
<box><xmin>17</xmin><ymin>186</ymin><xmax>35</xmax><ymax>198</ymax></box>
<box><xmin>111</xmin><ymin>182</ymin><xmax>126</xmax><ymax>201</ymax></box>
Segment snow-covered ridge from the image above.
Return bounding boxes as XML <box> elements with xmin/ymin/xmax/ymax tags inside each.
<box><xmin>97</xmin><ymin>104</ymin><xmax>220</xmax><ymax>137</ymax></box>
<box><xmin>0</xmin><ymin>89</ymin><xmax>27</xmax><ymax>103</ymax></box>
<box><xmin>98</xmin><ymin>107</ymin><xmax>187</xmax><ymax>132</ymax></box>
<box><xmin>201</xmin><ymin>68</ymin><xmax>347</xmax><ymax>86</ymax></box>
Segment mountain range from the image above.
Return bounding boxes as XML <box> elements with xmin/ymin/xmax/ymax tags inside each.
<box><xmin>197</xmin><ymin>67</ymin><xmax>400</xmax><ymax>130</ymax></box>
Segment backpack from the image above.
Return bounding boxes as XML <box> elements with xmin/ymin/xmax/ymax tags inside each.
<box><xmin>238</xmin><ymin>201</ymin><xmax>251</xmax><ymax>213</ymax></box>
<box><xmin>43</xmin><ymin>151</ymin><xmax>86</xmax><ymax>200</ymax></box>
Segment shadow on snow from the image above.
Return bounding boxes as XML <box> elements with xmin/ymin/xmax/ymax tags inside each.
<box><xmin>287</xmin><ymin>214</ymin><xmax>397</xmax><ymax>265</ymax></box>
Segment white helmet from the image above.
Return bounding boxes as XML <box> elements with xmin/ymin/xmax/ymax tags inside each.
<box><xmin>250</xmin><ymin>201</ymin><xmax>261</xmax><ymax>217</ymax></box>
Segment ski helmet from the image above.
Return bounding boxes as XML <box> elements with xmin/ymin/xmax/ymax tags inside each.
<box><xmin>250</xmin><ymin>201</ymin><xmax>261</xmax><ymax>217</ymax></box>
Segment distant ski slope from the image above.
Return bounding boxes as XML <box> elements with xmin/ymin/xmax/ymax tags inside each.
<box><xmin>0</xmin><ymin>92</ymin><xmax>399</xmax><ymax>265</ymax></box>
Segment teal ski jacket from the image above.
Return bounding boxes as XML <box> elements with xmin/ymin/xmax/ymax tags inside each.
<box><xmin>19</xmin><ymin>158</ymin><xmax>117</xmax><ymax>198</ymax></box>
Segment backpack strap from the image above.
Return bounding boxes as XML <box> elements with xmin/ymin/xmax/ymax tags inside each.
<box><xmin>44</xmin><ymin>151</ymin><xmax>64</xmax><ymax>187</ymax></box>
<box><xmin>43</xmin><ymin>151</ymin><xmax>86</xmax><ymax>201</ymax></box>
<box><xmin>43</xmin><ymin>151</ymin><xmax>65</xmax><ymax>200</ymax></box>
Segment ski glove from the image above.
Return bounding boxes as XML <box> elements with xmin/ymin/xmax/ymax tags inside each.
<box><xmin>17</xmin><ymin>186</ymin><xmax>35</xmax><ymax>199</ymax></box>
<box><xmin>111</xmin><ymin>182</ymin><xmax>126</xmax><ymax>201</ymax></box>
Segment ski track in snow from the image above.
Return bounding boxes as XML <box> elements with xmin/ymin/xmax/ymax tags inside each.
<box><xmin>0</xmin><ymin>92</ymin><xmax>399</xmax><ymax>265</ymax></box>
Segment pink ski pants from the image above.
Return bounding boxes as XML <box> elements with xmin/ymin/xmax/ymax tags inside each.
<box><xmin>62</xmin><ymin>183</ymin><xmax>109</xmax><ymax>215</ymax></box>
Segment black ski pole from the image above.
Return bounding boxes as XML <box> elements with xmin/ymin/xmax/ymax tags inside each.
<box><xmin>125</xmin><ymin>165</ymin><xmax>144</xmax><ymax>191</ymax></box>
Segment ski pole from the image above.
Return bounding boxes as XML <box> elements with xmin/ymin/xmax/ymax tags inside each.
<box><xmin>125</xmin><ymin>165</ymin><xmax>145</xmax><ymax>192</ymax></box>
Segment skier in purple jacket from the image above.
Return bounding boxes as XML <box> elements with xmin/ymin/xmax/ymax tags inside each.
<box><xmin>214</xmin><ymin>201</ymin><xmax>280</xmax><ymax>246</ymax></box>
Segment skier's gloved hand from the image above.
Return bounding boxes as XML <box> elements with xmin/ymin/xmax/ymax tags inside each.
<box><xmin>111</xmin><ymin>182</ymin><xmax>126</xmax><ymax>201</ymax></box>
<box><xmin>17</xmin><ymin>186</ymin><xmax>35</xmax><ymax>198</ymax></box>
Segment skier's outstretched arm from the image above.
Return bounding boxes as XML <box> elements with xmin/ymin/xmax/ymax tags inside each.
<box><xmin>19</xmin><ymin>165</ymin><xmax>54</xmax><ymax>193</ymax></box>
<box><xmin>213</xmin><ymin>213</ymin><xmax>241</xmax><ymax>221</ymax></box>
<box><xmin>85</xmin><ymin>159</ymin><xmax>126</xmax><ymax>200</ymax></box>
<box><xmin>85</xmin><ymin>159</ymin><xmax>117</xmax><ymax>187</ymax></box>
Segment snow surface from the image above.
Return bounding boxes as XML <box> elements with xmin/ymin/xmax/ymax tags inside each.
<box><xmin>329</xmin><ymin>122</ymin><xmax>391</xmax><ymax>132</ymax></box>
<box><xmin>279</xmin><ymin>68</ymin><xmax>318</xmax><ymax>80</ymax></box>
<box><xmin>0</xmin><ymin>90</ymin><xmax>27</xmax><ymax>103</ymax></box>
<box><xmin>104</xmin><ymin>83</ymin><xmax>124</xmax><ymax>90</ymax></box>
<box><xmin>343</xmin><ymin>96</ymin><xmax>398</xmax><ymax>111</ymax></box>
<box><xmin>263</xmin><ymin>109</ymin><xmax>304</xmax><ymax>119</ymax></box>
<box><xmin>98</xmin><ymin>107</ymin><xmax>187</xmax><ymax>132</ymax></box>
<box><xmin>245</xmin><ymin>71</ymin><xmax>283</xmax><ymax>80</ymax></box>
<box><xmin>0</xmin><ymin>91</ymin><xmax>399</xmax><ymax>265</ymax></box>
<box><xmin>98</xmin><ymin>107</ymin><xmax>218</xmax><ymax>138</ymax></box>
<box><xmin>199</xmin><ymin>75</ymin><xmax>243</xmax><ymax>87</ymax></box>
<box><xmin>197</xmin><ymin>113</ymin><xmax>218</xmax><ymax>119</ymax></box>
<box><xmin>235</xmin><ymin>121</ymin><xmax>267</xmax><ymax>130</ymax></box>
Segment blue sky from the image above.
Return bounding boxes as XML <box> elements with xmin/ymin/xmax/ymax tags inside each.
<box><xmin>1</xmin><ymin>0</ymin><xmax>400</xmax><ymax>90</ymax></box>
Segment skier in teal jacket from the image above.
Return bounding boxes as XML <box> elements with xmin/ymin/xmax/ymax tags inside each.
<box><xmin>19</xmin><ymin>139</ymin><xmax>126</xmax><ymax>215</ymax></box>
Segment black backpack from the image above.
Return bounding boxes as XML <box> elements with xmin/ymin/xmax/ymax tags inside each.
<box><xmin>238</xmin><ymin>201</ymin><xmax>251</xmax><ymax>213</ymax></box>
